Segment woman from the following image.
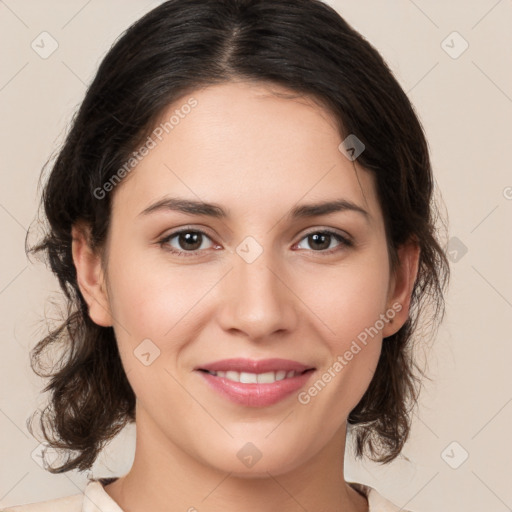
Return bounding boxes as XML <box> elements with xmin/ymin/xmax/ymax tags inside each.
<box><xmin>5</xmin><ymin>0</ymin><xmax>449</xmax><ymax>510</ymax></box>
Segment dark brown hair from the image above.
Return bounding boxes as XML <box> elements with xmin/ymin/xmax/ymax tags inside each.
<box><xmin>26</xmin><ymin>0</ymin><xmax>450</xmax><ymax>473</ymax></box>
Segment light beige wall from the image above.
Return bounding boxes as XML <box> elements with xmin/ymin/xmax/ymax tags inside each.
<box><xmin>1</xmin><ymin>1</ymin><xmax>510</xmax><ymax>510</ymax></box>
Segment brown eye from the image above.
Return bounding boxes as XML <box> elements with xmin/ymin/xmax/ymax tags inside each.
<box><xmin>159</xmin><ymin>229</ymin><xmax>214</xmax><ymax>256</ymax></box>
<box><xmin>296</xmin><ymin>230</ymin><xmax>352</xmax><ymax>253</ymax></box>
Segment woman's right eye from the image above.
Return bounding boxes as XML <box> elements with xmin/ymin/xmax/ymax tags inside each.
<box><xmin>158</xmin><ymin>229</ymin><xmax>215</xmax><ymax>257</ymax></box>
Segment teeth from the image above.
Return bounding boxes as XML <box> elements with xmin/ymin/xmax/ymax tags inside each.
<box><xmin>258</xmin><ymin>371</ymin><xmax>278</xmax><ymax>383</ymax></box>
<box><xmin>240</xmin><ymin>372</ymin><xmax>258</xmax><ymax>384</ymax></box>
<box><xmin>276</xmin><ymin>370</ymin><xmax>287</xmax><ymax>381</ymax></box>
<box><xmin>208</xmin><ymin>370</ymin><xmax>302</xmax><ymax>383</ymax></box>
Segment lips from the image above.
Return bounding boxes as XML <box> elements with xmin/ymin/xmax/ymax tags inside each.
<box><xmin>194</xmin><ymin>358</ymin><xmax>316</xmax><ymax>407</ymax></box>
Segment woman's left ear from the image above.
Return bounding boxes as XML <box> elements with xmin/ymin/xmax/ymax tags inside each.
<box><xmin>382</xmin><ymin>240</ymin><xmax>421</xmax><ymax>338</ymax></box>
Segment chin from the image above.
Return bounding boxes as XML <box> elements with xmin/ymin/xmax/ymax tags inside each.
<box><xmin>199</xmin><ymin>437</ymin><xmax>310</xmax><ymax>478</ymax></box>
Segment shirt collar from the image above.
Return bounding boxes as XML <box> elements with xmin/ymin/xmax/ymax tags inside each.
<box><xmin>82</xmin><ymin>479</ymin><xmax>124</xmax><ymax>512</ymax></box>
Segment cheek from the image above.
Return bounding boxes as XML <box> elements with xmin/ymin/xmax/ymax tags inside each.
<box><xmin>304</xmin><ymin>251</ymin><xmax>391</xmax><ymax>343</ymax></box>
<box><xmin>104</xmin><ymin>247</ymin><xmax>223</xmax><ymax>401</ymax></box>
<box><xmin>105</xmin><ymin>255</ymin><xmax>192</xmax><ymax>414</ymax></box>
<box><xmin>106</xmin><ymin>246</ymin><xmax>202</xmax><ymax>338</ymax></box>
<box><xmin>298</xmin><ymin>250</ymin><xmax>390</xmax><ymax>407</ymax></box>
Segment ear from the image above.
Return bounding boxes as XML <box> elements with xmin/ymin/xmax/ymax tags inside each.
<box><xmin>382</xmin><ymin>239</ymin><xmax>420</xmax><ymax>338</ymax></box>
<box><xmin>71</xmin><ymin>222</ymin><xmax>112</xmax><ymax>327</ymax></box>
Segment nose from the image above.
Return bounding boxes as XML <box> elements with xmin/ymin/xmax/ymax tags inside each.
<box><xmin>216</xmin><ymin>244</ymin><xmax>298</xmax><ymax>341</ymax></box>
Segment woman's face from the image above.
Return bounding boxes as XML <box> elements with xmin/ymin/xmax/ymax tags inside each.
<box><xmin>74</xmin><ymin>80</ymin><xmax>416</xmax><ymax>476</ymax></box>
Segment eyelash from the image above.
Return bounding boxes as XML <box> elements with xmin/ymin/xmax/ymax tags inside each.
<box><xmin>158</xmin><ymin>227</ymin><xmax>353</xmax><ymax>258</ymax></box>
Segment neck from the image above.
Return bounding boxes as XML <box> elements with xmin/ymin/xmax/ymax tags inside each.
<box><xmin>104</xmin><ymin>402</ymin><xmax>368</xmax><ymax>512</ymax></box>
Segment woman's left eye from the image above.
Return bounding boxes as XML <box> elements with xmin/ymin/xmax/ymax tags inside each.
<box><xmin>295</xmin><ymin>230</ymin><xmax>353</xmax><ymax>253</ymax></box>
<box><xmin>158</xmin><ymin>228</ymin><xmax>352</xmax><ymax>257</ymax></box>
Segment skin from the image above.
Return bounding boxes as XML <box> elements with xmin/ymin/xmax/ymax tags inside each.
<box><xmin>72</xmin><ymin>80</ymin><xmax>420</xmax><ymax>512</ymax></box>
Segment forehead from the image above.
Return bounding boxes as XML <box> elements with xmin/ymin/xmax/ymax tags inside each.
<box><xmin>111</xmin><ymin>80</ymin><xmax>381</xmax><ymax>225</ymax></box>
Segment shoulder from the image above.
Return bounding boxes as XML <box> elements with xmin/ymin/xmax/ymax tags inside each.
<box><xmin>348</xmin><ymin>481</ymin><xmax>415</xmax><ymax>512</ymax></box>
<box><xmin>1</xmin><ymin>493</ymin><xmax>82</xmax><ymax>512</ymax></box>
<box><xmin>1</xmin><ymin>478</ymin><xmax>120</xmax><ymax>512</ymax></box>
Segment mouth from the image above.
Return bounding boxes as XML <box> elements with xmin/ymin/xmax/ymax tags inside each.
<box><xmin>194</xmin><ymin>358</ymin><xmax>316</xmax><ymax>407</ymax></box>
<box><xmin>197</xmin><ymin>368</ymin><xmax>314</xmax><ymax>384</ymax></box>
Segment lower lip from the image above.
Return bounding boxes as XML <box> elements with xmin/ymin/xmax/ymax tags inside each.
<box><xmin>197</xmin><ymin>370</ymin><xmax>315</xmax><ymax>407</ymax></box>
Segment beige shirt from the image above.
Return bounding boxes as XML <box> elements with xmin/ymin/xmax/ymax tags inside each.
<box><xmin>2</xmin><ymin>479</ymin><xmax>413</xmax><ymax>511</ymax></box>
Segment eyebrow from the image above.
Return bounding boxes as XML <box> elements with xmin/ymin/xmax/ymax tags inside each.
<box><xmin>138</xmin><ymin>197</ymin><xmax>370</xmax><ymax>221</ymax></box>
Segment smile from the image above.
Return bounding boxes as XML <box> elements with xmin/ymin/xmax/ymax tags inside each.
<box><xmin>194</xmin><ymin>357</ymin><xmax>316</xmax><ymax>407</ymax></box>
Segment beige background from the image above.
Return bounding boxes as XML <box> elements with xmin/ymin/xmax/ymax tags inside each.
<box><xmin>1</xmin><ymin>0</ymin><xmax>511</xmax><ymax>510</ymax></box>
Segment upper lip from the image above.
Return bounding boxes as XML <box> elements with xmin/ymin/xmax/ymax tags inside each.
<box><xmin>196</xmin><ymin>358</ymin><xmax>315</xmax><ymax>374</ymax></box>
